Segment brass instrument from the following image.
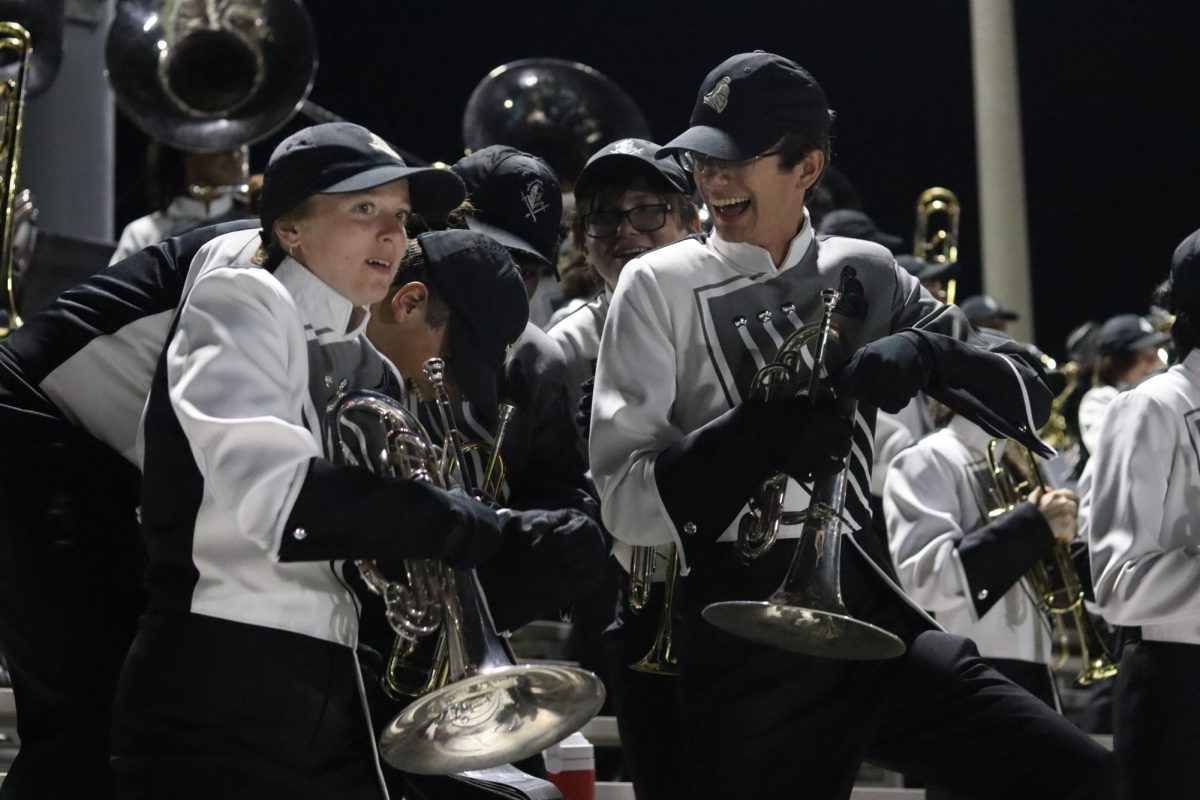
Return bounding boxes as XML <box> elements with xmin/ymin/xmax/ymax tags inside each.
<box><xmin>105</xmin><ymin>0</ymin><xmax>317</xmax><ymax>153</ymax></box>
<box><xmin>462</xmin><ymin>57</ymin><xmax>651</xmax><ymax>186</ymax></box>
<box><xmin>627</xmin><ymin>544</ymin><xmax>656</xmax><ymax>613</ymax></box>
<box><xmin>733</xmin><ymin>311</ymin><xmax>840</xmax><ymax>563</ymax></box>
<box><xmin>913</xmin><ymin>187</ymin><xmax>961</xmax><ymax>305</ymax></box>
<box><xmin>0</xmin><ymin>20</ymin><xmax>31</xmax><ymax>337</ymax></box>
<box><xmin>703</xmin><ymin>287</ymin><xmax>907</xmax><ymax>660</ymax></box>
<box><xmin>629</xmin><ymin>545</ymin><xmax>679</xmax><ymax>676</ymax></box>
<box><xmin>980</xmin><ymin>440</ymin><xmax>1118</xmax><ymax>687</ymax></box>
<box><xmin>383</xmin><ymin>358</ymin><xmax>515</xmax><ymax>697</ymax></box>
<box><xmin>328</xmin><ymin>382</ymin><xmax>605</xmax><ymax>775</ymax></box>
<box><xmin>1036</xmin><ymin>356</ymin><xmax>1079</xmax><ymax>453</ymax></box>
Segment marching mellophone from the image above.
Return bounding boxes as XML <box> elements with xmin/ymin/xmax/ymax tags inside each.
<box><xmin>703</xmin><ymin>283</ymin><xmax>906</xmax><ymax>660</ymax></box>
<box><xmin>326</xmin><ymin>359</ymin><xmax>604</xmax><ymax>775</ymax></box>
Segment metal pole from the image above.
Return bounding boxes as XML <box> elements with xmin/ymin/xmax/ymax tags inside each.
<box><xmin>969</xmin><ymin>0</ymin><xmax>1033</xmax><ymax>342</ymax></box>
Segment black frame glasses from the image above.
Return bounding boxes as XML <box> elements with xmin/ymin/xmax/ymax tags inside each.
<box><xmin>677</xmin><ymin>148</ymin><xmax>784</xmax><ymax>176</ymax></box>
<box><xmin>582</xmin><ymin>203</ymin><xmax>674</xmax><ymax>238</ymax></box>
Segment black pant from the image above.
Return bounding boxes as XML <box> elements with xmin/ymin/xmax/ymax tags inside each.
<box><xmin>676</xmin><ymin>539</ymin><xmax>1115</xmax><ymax>800</ymax></box>
<box><xmin>601</xmin><ymin>576</ymin><xmax>689</xmax><ymax>800</ymax></box>
<box><xmin>1113</xmin><ymin>640</ymin><xmax>1200</xmax><ymax>800</ymax></box>
<box><xmin>112</xmin><ymin>613</ymin><xmax>382</xmax><ymax>800</ymax></box>
<box><xmin>0</xmin><ymin>438</ymin><xmax>146</xmax><ymax>799</ymax></box>
<box><xmin>925</xmin><ymin>657</ymin><xmax>1059</xmax><ymax>800</ymax></box>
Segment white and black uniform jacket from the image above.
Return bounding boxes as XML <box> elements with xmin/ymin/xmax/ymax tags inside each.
<box><xmin>137</xmin><ymin>232</ymin><xmax>419</xmax><ymax>645</ymax></box>
<box><xmin>0</xmin><ymin>220</ymin><xmax>260</xmax><ymax>457</ymax></box>
<box><xmin>885</xmin><ymin>415</ymin><xmax>1054</xmax><ymax>664</ymax></box>
<box><xmin>590</xmin><ymin>221</ymin><xmax>1052</xmax><ymax>603</ymax></box>
<box><xmin>1082</xmin><ymin>349</ymin><xmax>1200</xmax><ymax>646</ymax></box>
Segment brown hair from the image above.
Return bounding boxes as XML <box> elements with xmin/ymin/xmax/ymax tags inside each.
<box><xmin>251</xmin><ymin>195</ymin><xmax>318</xmax><ymax>269</ymax></box>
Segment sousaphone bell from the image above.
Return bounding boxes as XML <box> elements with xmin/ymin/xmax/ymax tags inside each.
<box><xmin>105</xmin><ymin>0</ymin><xmax>316</xmax><ymax>152</ymax></box>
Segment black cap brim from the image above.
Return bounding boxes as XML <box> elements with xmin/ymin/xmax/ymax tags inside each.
<box><xmin>575</xmin><ymin>153</ymin><xmax>691</xmax><ymax>198</ymax></box>
<box><xmin>462</xmin><ymin>217</ymin><xmax>550</xmax><ymax>266</ymax></box>
<box><xmin>1128</xmin><ymin>331</ymin><xmax>1171</xmax><ymax>352</ymax></box>
<box><xmin>657</xmin><ymin>125</ymin><xmax>748</xmax><ymax>161</ymax></box>
<box><xmin>323</xmin><ymin>165</ymin><xmax>465</xmax><ymax>215</ymax></box>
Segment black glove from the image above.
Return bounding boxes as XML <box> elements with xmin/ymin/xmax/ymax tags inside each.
<box><xmin>476</xmin><ymin>507</ymin><xmax>611</xmax><ymax>631</ymax></box>
<box><xmin>576</xmin><ymin>377</ymin><xmax>595</xmax><ymax>439</ymax></box>
<box><xmin>831</xmin><ymin>331</ymin><xmax>931</xmax><ymax>413</ymax></box>
<box><xmin>654</xmin><ymin>396</ymin><xmax>852</xmax><ymax>543</ymax></box>
<box><xmin>439</xmin><ymin>488</ymin><xmax>505</xmax><ymax>568</ymax></box>
<box><xmin>774</xmin><ymin>394</ymin><xmax>854</xmax><ymax>484</ymax></box>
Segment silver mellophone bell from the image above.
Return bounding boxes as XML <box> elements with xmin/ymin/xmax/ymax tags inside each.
<box><xmin>326</xmin><ymin>358</ymin><xmax>604</xmax><ymax>775</ymax></box>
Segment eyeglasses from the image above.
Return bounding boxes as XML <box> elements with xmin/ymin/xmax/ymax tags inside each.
<box><xmin>676</xmin><ymin>148</ymin><xmax>784</xmax><ymax>176</ymax></box>
<box><xmin>582</xmin><ymin>203</ymin><xmax>673</xmax><ymax>238</ymax></box>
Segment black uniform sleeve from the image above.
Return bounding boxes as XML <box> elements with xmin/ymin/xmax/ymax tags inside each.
<box><xmin>278</xmin><ymin>458</ymin><xmax>501</xmax><ymax>569</ymax></box>
<box><xmin>957</xmin><ymin>502</ymin><xmax>1056</xmax><ymax>617</ymax></box>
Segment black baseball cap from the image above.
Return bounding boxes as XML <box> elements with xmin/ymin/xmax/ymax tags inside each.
<box><xmin>451</xmin><ymin>145</ymin><xmax>563</xmax><ymax>266</ymax></box>
<box><xmin>820</xmin><ymin>210</ymin><xmax>904</xmax><ymax>254</ymax></box>
<box><xmin>417</xmin><ymin>230</ymin><xmax>528</xmax><ymax>415</ymax></box>
<box><xmin>658</xmin><ymin>51</ymin><xmax>831</xmax><ymax>162</ymax></box>
<box><xmin>1171</xmin><ymin>227</ymin><xmax>1200</xmax><ymax>313</ymax></box>
<box><xmin>895</xmin><ymin>254</ymin><xmax>956</xmax><ymax>283</ymax></box>
<box><xmin>1096</xmin><ymin>314</ymin><xmax>1169</xmax><ymax>357</ymax></box>
<box><xmin>259</xmin><ymin>123</ymin><xmax>466</xmax><ymax>238</ymax></box>
<box><xmin>959</xmin><ymin>294</ymin><xmax>1019</xmax><ymax>326</ymax></box>
<box><xmin>574</xmin><ymin>138</ymin><xmax>692</xmax><ymax>200</ymax></box>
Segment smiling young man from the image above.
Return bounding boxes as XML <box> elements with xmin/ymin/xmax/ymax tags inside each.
<box><xmin>588</xmin><ymin>53</ymin><xmax>1115</xmax><ymax>799</ymax></box>
<box><xmin>115</xmin><ymin>123</ymin><xmax>593</xmax><ymax>799</ymax></box>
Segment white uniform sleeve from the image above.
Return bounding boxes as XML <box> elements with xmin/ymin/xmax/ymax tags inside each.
<box><xmin>589</xmin><ymin>262</ymin><xmax>685</xmax><ymax>555</ymax></box>
<box><xmin>883</xmin><ymin>445</ymin><xmax>975</xmax><ymax>614</ymax></box>
<box><xmin>166</xmin><ymin>267</ymin><xmax>320</xmax><ymax>557</ymax></box>
<box><xmin>1086</xmin><ymin>389</ymin><xmax>1200</xmax><ymax>626</ymax></box>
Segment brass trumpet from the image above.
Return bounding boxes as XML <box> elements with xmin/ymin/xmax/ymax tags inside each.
<box><xmin>980</xmin><ymin>440</ymin><xmax>1118</xmax><ymax>687</ymax></box>
<box><xmin>703</xmin><ymin>285</ymin><xmax>906</xmax><ymax>660</ymax></box>
<box><xmin>629</xmin><ymin>546</ymin><xmax>680</xmax><ymax>676</ymax></box>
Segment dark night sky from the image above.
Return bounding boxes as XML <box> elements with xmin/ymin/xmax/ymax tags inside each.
<box><xmin>113</xmin><ymin>0</ymin><xmax>1200</xmax><ymax>360</ymax></box>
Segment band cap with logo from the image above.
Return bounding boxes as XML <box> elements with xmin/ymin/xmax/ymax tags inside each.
<box><xmin>657</xmin><ymin>51</ymin><xmax>831</xmax><ymax>163</ymax></box>
<box><xmin>574</xmin><ymin>138</ymin><xmax>692</xmax><ymax>200</ymax></box>
<box><xmin>451</xmin><ymin>145</ymin><xmax>563</xmax><ymax>266</ymax></box>
<box><xmin>259</xmin><ymin>122</ymin><xmax>466</xmax><ymax>238</ymax></box>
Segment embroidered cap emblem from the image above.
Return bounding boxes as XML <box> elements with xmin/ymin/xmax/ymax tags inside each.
<box><xmin>367</xmin><ymin>133</ymin><xmax>401</xmax><ymax>160</ymax></box>
<box><xmin>703</xmin><ymin>76</ymin><xmax>732</xmax><ymax>114</ymax></box>
<box><xmin>610</xmin><ymin>139</ymin><xmax>643</xmax><ymax>156</ymax></box>
<box><xmin>522</xmin><ymin>179</ymin><xmax>549</xmax><ymax>222</ymax></box>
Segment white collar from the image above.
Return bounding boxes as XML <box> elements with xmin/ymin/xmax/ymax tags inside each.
<box><xmin>165</xmin><ymin>193</ymin><xmax>236</xmax><ymax>221</ymax></box>
<box><xmin>273</xmin><ymin>257</ymin><xmax>369</xmax><ymax>339</ymax></box>
<box><xmin>947</xmin><ymin>413</ymin><xmax>1002</xmax><ymax>459</ymax></box>
<box><xmin>707</xmin><ymin>211</ymin><xmax>815</xmax><ymax>276</ymax></box>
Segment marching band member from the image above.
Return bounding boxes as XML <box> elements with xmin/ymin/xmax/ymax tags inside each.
<box><xmin>1077</xmin><ymin>313</ymin><xmax>1168</xmax><ymax>456</ymax></box>
<box><xmin>110</xmin><ymin>143</ymin><xmax>254</xmax><ymax>264</ymax></box>
<box><xmin>884</xmin><ymin>404</ymin><xmax>1079</xmax><ymax>796</ymax></box>
<box><xmin>548</xmin><ymin>138</ymin><xmax>699</xmax><ymax>800</ymax></box>
<box><xmin>1083</xmin><ymin>227</ymin><xmax>1200</xmax><ymax>800</ymax></box>
<box><xmin>0</xmin><ymin>219</ymin><xmax>257</xmax><ymax>799</ymax></box>
<box><xmin>366</xmin><ymin>230</ymin><xmax>609</xmax><ymax>634</ymax></box>
<box><xmin>114</xmin><ymin>123</ymin><xmax>600</xmax><ymax>798</ymax></box>
<box><xmin>589</xmin><ymin>52</ymin><xmax>1114</xmax><ymax>800</ymax></box>
<box><xmin>447</xmin><ymin>146</ymin><xmax>594</xmax><ymax>510</ymax></box>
